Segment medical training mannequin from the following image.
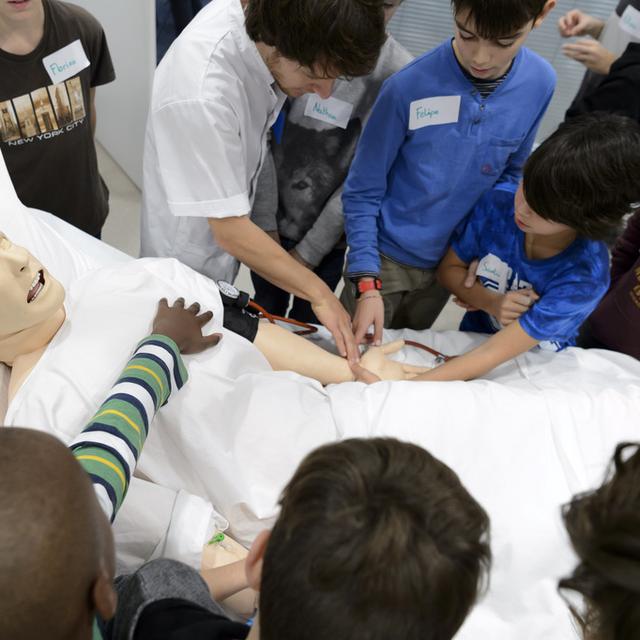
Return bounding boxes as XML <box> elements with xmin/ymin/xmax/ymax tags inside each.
<box><xmin>0</xmin><ymin>232</ymin><xmax>424</xmax><ymax>409</ymax></box>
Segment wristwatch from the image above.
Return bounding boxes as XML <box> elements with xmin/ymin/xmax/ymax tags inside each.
<box><xmin>354</xmin><ymin>277</ymin><xmax>382</xmax><ymax>299</ymax></box>
<box><xmin>217</xmin><ymin>280</ymin><xmax>250</xmax><ymax>309</ymax></box>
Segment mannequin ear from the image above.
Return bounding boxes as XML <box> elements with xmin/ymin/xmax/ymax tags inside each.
<box><xmin>92</xmin><ymin>568</ymin><xmax>118</xmax><ymax>622</ymax></box>
<box><xmin>245</xmin><ymin>529</ymin><xmax>271</xmax><ymax>592</ymax></box>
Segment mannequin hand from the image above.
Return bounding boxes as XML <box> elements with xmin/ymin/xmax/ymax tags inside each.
<box><xmin>557</xmin><ymin>10</ymin><xmax>604</xmax><ymax>38</ymax></box>
<box><xmin>312</xmin><ymin>293</ymin><xmax>359</xmax><ymax>363</ymax></box>
<box><xmin>289</xmin><ymin>248</ymin><xmax>311</xmax><ymax>269</ymax></box>
<box><xmin>488</xmin><ymin>289</ymin><xmax>539</xmax><ymax>326</ymax></box>
<box><xmin>353</xmin><ymin>292</ymin><xmax>384</xmax><ymax>345</ymax></box>
<box><xmin>349</xmin><ymin>361</ymin><xmax>382</xmax><ymax>384</ymax></box>
<box><xmin>152</xmin><ymin>298</ymin><xmax>222</xmax><ymax>354</ymax></box>
<box><xmin>359</xmin><ymin>340</ymin><xmax>429</xmax><ymax>381</ymax></box>
<box><xmin>562</xmin><ymin>40</ymin><xmax>616</xmax><ymax>74</ymax></box>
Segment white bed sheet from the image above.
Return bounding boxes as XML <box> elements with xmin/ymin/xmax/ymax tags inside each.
<box><xmin>2</xmin><ymin>157</ymin><xmax>640</xmax><ymax>639</ymax></box>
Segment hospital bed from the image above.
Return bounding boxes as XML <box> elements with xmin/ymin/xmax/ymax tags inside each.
<box><xmin>1</xmin><ymin>154</ymin><xmax>639</xmax><ymax>639</ymax></box>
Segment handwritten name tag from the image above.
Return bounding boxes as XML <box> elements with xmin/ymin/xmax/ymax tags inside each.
<box><xmin>620</xmin><ymin>5</ymin><xmax>640</xmax><ymax>40</ymax></box>
<box><xmin>477</xmin><ymin>253</ymin><xmax>510</xmax><ymax>293</ymax></box>
<box><xmin>43</xmin><ymin>40</ymin><xmax>90</xmax><ymax>84</ymax></box>
<box><xmin>304</xmin><ymin>95</ymin><xmax>353</xmax><ymax>129</ymax></box>
<box><xmin>409</xmin><ymin>96</ymin><xmax>460</xmax><ymax>130</ymax></box>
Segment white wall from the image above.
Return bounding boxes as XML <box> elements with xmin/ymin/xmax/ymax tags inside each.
<box><xmin>75</xmin><ymin>0</ymin><xmax>156</xmax><ymax>188</ymax></box>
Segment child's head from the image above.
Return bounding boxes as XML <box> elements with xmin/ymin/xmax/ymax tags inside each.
<box><xmin>0</xmin><ymin>428</ymin><xmax>117</xmax><ymax>640</ymax></box>
<box><xmin>559</xmin><ymin>442</ymin><xmax>640</xmax><ymax>640</ymax></box>
<box><xmin>451</xmin><ymin>0</ymin><xmax>555</xmax><ymax>79</ymax></box>
<box><xmin>522</xmin><ymin>113</ymin><xmax>640</xmax><ymax>241</ymax></box>
<box><xmin>250</xmin><ymin>437</ymin><xmax>491</xmax><ymax>640</ymax></box>
<box><xmin>244</xmin><ymin>0</ymin><xmax>386</xmax><ymax>85</ymax></box>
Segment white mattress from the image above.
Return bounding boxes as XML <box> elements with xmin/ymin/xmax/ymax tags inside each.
<box><xmin>1</xmin><ymin>155</ymin><xmax>639</xmax><ymax>638</ymax></box>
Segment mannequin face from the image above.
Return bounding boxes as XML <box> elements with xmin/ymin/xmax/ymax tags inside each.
<box><xmin>0</xmin><ymin>232</ymin><xmax>64</xmax><ymax>336</ymax></box>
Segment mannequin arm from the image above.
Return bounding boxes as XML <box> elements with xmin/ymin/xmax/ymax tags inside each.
<box><xmin>254</xmin><ymin>322</ymin><xmax>354</xmax><ymax>384</ymax></box>
<box><xmin>254</xmin><ymin>323</ymin><xmax>428</xmax><ymax>384</ymax></box>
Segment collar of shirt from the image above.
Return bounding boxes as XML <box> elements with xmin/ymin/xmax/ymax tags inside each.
<box><xmin>228</xmin><ymin>0</ymin><xmax>287</xmax><ymax>116</ymax></box>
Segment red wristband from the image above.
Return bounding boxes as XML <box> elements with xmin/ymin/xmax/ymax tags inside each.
<box><xmin>354</xmin><ymin>278</ymin><xmax>382</xmax><ymax>299</ymax></box>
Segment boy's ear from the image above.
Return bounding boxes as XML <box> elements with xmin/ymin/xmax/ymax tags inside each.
<box><xmin>534</xmin><ymin>0</ymin><xmax>556</xmax><ymax>28</ymax></box>
<box><xmin>92</xmin><ymin>567</ymin><xmax>118</xmax><ymax>622</ymax></box>
<box><xmin>245</xmin><ymin>529</ymin><xmax>271</xmax><ymax>592</ymax></box>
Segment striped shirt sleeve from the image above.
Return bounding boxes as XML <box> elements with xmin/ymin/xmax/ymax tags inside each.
<box><xmin>69</xmin><ymin>335</ymin><xmax>188</xmax><ymax>522</ymax></box>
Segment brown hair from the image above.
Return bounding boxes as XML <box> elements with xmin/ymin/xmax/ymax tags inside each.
<box><xmin>259</xmin><ymin>438</ymin><xmax>491</xmax><ymax>640</ymax></box>
<box><xmin>559</xmin><ymin>442</ymin><xmax>640</xmax><ymax>640</ymax></box>
<box><xmin>451</xmin><ymin>0</ymin><xmax>547</xmax><ymax>39</ymax></box>
<box><xmin>245</xmin><ymin>0</ymin><xmax>386</xmax><ymax>78</ymax></box>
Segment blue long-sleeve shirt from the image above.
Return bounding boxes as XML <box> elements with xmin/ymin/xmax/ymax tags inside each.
<box><xmin>343</xmin><ymin>39</ymin><xmax>556</xmax><ymax>276</ymax></box>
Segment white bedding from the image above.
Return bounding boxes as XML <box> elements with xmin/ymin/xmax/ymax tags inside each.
<box><xmin>2</xmin><ymin>157</ymin><xmax>640</xmax><ymax>639</ymax></box>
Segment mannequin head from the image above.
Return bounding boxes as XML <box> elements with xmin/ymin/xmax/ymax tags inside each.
<box><xmin>0</xmin><ymin>232</ymin><xmax>65</xmax><ymax>364</ymax></box>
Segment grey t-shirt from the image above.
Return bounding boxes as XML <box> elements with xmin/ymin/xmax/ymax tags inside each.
<box><xmin>251</xmin><ymin>35</ymin><xmax>412</xmax><ymax>267</ymax></box>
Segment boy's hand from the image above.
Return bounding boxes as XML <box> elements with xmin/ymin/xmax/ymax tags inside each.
<box><xmin>557</xmin><ymin>10</ymin><xmax>604</xmax><ymax>39</ymax></box>
<box><xmin>454</xmin><ymin>259</ymin><xmax>480</xmax><ymax>311</ymax></box>
<box><xmin>312</xmin><ymin>293</ymin><xmax>359</xmax><ymax>363</ymax></box>
<box><xmin>489</xmin><ymin>289</ymin><xmax>539</xmax><ymax>326</ymax></box>
<box><xmin>562</xmin><ymin>39</ymin><xmax>616</xmax><ymax>74</ymax></box>
<box><xmin>352</xmin><ymin>292</ymin><xmax>384</xmax><ymax>345</ymax></box>
<box><xmin>152</xmin><ymin>298</ymin><xmax>222</xmax><ymax>354</ymax></box>
<box><xmin>359</xmin><ymin>340</ymin><xmax>429</xmax><ymax>381</ymax></box>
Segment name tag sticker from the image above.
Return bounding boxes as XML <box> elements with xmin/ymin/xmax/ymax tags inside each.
<box><xmin>43</xmin><ymin>40</ymin><xmax>90</xmax><ymax>84</ymax></box>
<box><xmin>304</xmin><ymin>95</ymin><xmax>353</xmax><ymax>129</ymax></box>
<box><xmin>477</xmin><ymin>253</ymin><xmax>510</xmax><ymax>293</ymax></box>
<box><xmin>620</xmin><ymin>5</ymin><xmax>640</xmax><ymax>39</ymax></box>
<box><xmin>409</xmin><ymin>96</ymin><xmax>461</xmax><ymax>130</ymax></box>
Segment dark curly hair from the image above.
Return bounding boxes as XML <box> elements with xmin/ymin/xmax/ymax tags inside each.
<box><xmin>260</xmin><ymin>438</ymin><xmax>491</xmax><ymax>640</ymax></box>
<box><xmin>245</xmin><ymin>0</ymin><xmax>386</xmax><ymax>78</ymax></box>
<box><xmin>523</xmin><ymin>113</ymin><xmax>640</xmax><ymax>242</ymax></box>
<box><xmin>559</xmin><ymin>442</ymin><xmax>640</xmax><ymax>640</ymax></box>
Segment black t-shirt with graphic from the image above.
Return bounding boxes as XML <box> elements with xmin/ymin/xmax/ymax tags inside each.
<box><xmin>0</xmin><ymin>0</ymin><xmax>115</xmax><ymax>235</ymax></box>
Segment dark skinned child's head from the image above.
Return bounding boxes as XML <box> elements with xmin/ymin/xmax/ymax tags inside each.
<box><xmin>0</xmin><ymin>428</ymin><xmax>116</xmax><ymax>640</ymax></box>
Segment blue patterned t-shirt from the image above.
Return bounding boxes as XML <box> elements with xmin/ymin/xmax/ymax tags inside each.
<box><xmin>451</xmin><ymin>184</ymin><xmax>610</xmax><ymax>351</ymax></box>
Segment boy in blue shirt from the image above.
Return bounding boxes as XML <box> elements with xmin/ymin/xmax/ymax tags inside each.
<box><xmin>394</xmin><ymin>114</ymin><xmax>640</xmax><ymax>383</ymax></box>
<box><xmin>342</xmin><ymin>0</ymin><xmax>557</xmax><ymax>345</ymax></box>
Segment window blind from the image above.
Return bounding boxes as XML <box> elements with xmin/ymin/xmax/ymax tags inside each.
<box><xmin>387</xmin><ymin>0</ymin><xmax>617</xmax><ymax>141</ymax></box>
